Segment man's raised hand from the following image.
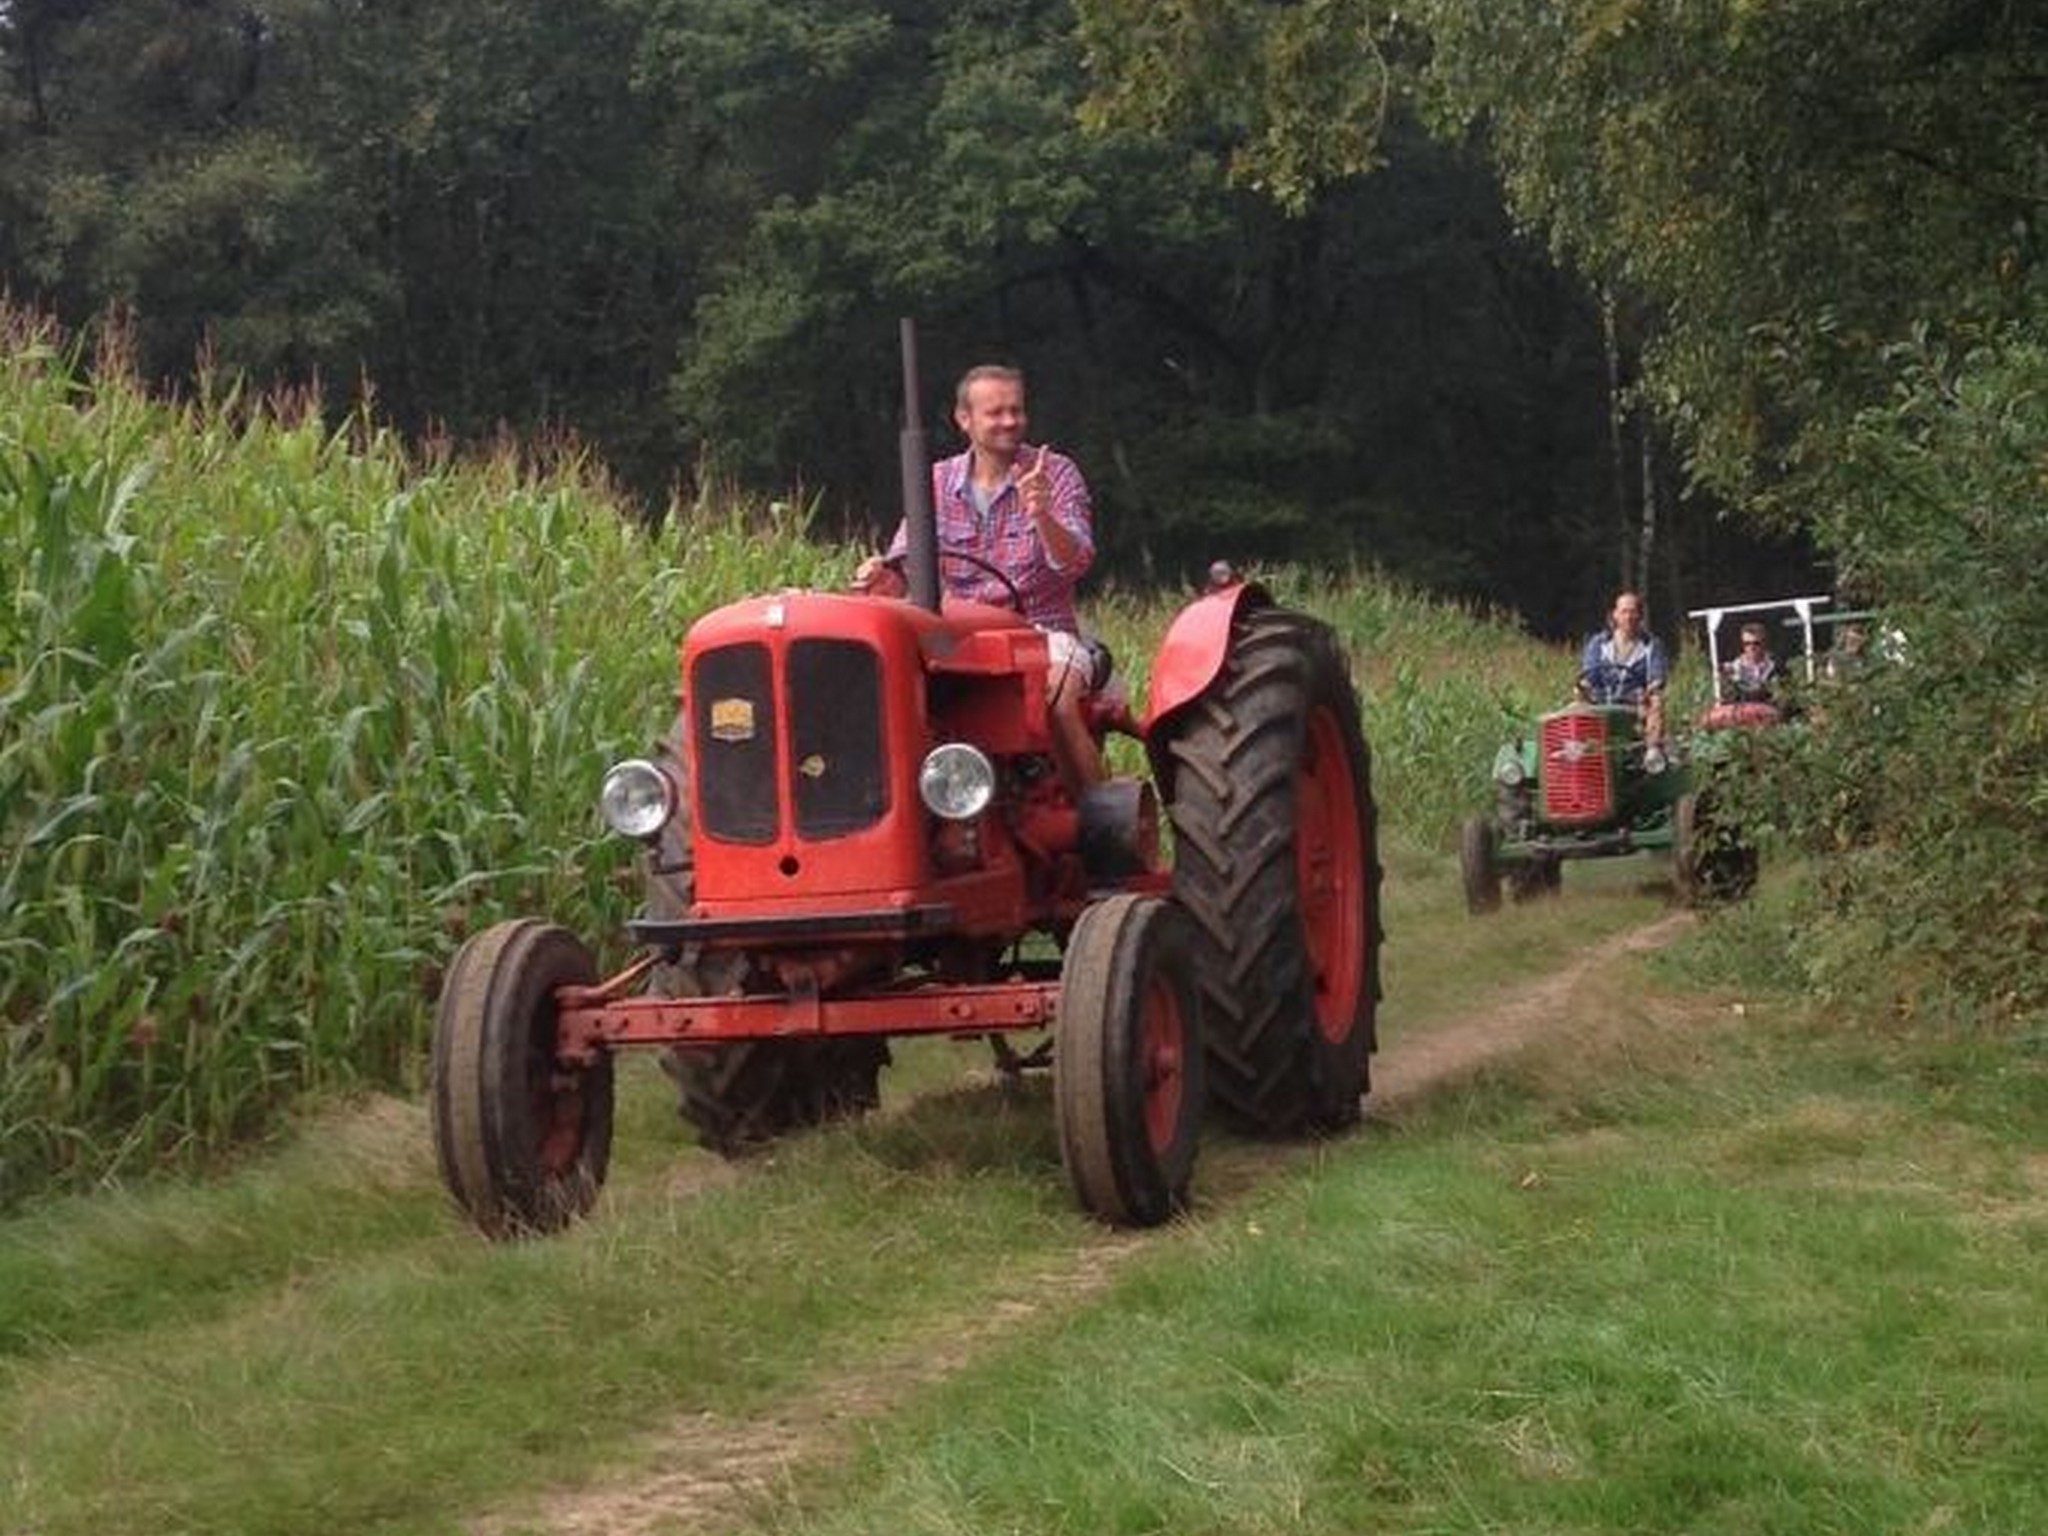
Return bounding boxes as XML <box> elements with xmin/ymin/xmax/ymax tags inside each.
<box><xmin>1019</xmin><ymin>444</ymin><xmax>1052</xmax><ymax>517</ymax></box>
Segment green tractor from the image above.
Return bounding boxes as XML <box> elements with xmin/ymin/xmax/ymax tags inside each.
<box><xmin>1461</xmin><ymin>701</ymin><xmax>1751</xmax><ymax>913</ymax></box>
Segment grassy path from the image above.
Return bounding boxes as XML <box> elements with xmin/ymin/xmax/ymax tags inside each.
<box><xmin>484</xmin><ymin>881</ymin><xmax>1690</xmax><ymax>1536</ymax></box>
<box><xmin>0</xmin><ymin>857</ymin><xmax>1664</xmax><ymax>1535</ymax></box>
<box><xmin>7</xmin><ymin>860</ymin><xmax>2040</xmax><ymax>1536</ymax></box>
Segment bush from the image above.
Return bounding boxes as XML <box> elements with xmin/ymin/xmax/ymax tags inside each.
<box><xmin>1730</xmin><ymin>318</ymin><xmax>2048</xmax><ymax>1023</ymax></box>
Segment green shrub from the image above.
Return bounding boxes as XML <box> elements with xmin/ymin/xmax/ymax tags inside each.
<box><xmin>1725</xmin><ymin>318</ymin><xmax>2048</xmax><ymax>1023</ymax></box>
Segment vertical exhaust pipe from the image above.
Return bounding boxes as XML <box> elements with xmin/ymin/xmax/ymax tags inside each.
<box><xmin>899</xmin><ymin>318</ymin><xmax>941</xmax><ymax>613</ymax></box>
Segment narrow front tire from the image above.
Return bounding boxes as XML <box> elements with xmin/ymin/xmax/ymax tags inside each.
<box><xmin>1055</xmin><ymin>895</ymin><xmax>1206</xmax><ymax>1227</ymax></box>
<box><xmin>431</xmin><ymin>920</ymin><xmax>613</xmax><ymax>1239</ymax></box>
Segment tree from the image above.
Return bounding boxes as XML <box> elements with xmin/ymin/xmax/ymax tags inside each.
<box><xmin>1079</xmin><ymin>0</ymin><xmax>2048</xmax><ymax>1014</ymax></box>
<box><xmin>0</xmin><ymin>0</ymin><xmax>715</xmax><ymax>495</ymax></box>
<box><xmin>653</xmin><ymin>0</ymin><xmax>1659</xmax><ymax>625</ymax></box>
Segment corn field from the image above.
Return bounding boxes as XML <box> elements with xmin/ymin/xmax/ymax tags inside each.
<box><xmin>0</xmin><ymin>312</ymin><xmax>845</xmax><ymax>1203</ymax></box>
<box><xmin>1</xmin><ymin>308</ymin><xmax>1566</xmax><ymax>1205</ymax></box>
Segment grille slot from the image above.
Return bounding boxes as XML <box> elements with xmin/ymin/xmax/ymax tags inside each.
<box><xmin>789</xmin><ymin>639</ymin><xmax>888</xmax><ymax>837</ymax></box>
<box><xmin>693</xmin><ymin>643</ymin><xmax>777</xmax><ymax>843</ymax></box>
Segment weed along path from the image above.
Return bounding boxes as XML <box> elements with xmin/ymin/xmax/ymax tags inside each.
<box><xmin>477</xmin><ymin>898</ymin><xmax>1694</xmax><ymax>1536</ymax></box>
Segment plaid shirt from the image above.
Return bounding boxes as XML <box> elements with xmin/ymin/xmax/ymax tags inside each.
<box><xmin>887</xmin><ymin>445</ymin><xmax>1094</xmax><ymax>632</ymax></box>
<box><xmin>1578</xmin><ymin>629</ymin><xmax>1669</xmax><ymax>705</ymax></box>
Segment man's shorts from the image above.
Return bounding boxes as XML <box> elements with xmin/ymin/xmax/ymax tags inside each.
<box><xmin>1046</xmin><ymin>629</ymin><xmax>1126</xmax><ymax>709</ymax></box>
<box><xmin>1045</xmin><ymin>629</ymin><xmax>1093</xmax><ymax>705</ymax></box>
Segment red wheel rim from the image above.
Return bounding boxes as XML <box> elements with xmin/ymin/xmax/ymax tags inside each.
<box><xmin>530</xmin><ymin>1025</ymin><xmax>586</xmax><ymax>1175</ymax></box>
<box><xmin>1295</xmin><ymin>706</ymin><xmax>1367</xmax><ymax>1044</ymax></box>
<box><xmin>1139</xmin><ymin>972</ymin><xmax>1187</xmax><ymax>1154</ymax></box>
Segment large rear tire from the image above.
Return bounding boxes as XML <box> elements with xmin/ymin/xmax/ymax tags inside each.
<box><xmin>642</xmin><ymin>718</ymin><xmax>889</xmax><ymax>1153</ymax></box>
<box><xmin>432</xmin><ymin>919</ymin><xmax>613</xmax><ymax>1239</ymax></box>
<box><xmin>1160</xmin><ymin>608</ymin><xmax>1380</xmax><ymax>1134</ymax></box>
<box><xmin>1055</xmin><ymin>895</ymin><xmax>1206</xmax><ymax>1227</ymax></box>
<box><xmin>668</xmin><ymin>1037</ymin><xmax>889</xmax><ymax>1155</ymax></box>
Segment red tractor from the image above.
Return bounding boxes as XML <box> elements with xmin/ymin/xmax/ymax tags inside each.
<box><xmin>431</xmin><ymin>325</ymin><xmax>1382</xmax><ymax>1235</ymax></box>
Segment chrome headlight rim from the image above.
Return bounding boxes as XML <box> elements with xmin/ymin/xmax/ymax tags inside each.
<box><xmin>599</xmin><ymin>757</ymin><xmax>676</xmax><ymax>841</ymax></box>
<box><xmin>1492</xmin><ymin>743</ymin><xmax>1526</xmax><ymax>787</ymax></box>
<box><xmin>918</xmin><ymin>742</ymin><xmax>996</xmax><ymax>821</ymax></box>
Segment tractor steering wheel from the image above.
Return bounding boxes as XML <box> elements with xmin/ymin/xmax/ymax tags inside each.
<box><xmin>885</xmin><ymin>550</ymin><xmax>1025</xmax><ymax>613</ymax></box>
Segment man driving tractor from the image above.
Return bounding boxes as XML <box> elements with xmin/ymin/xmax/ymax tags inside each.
<box><xmin>1720</xmin><ymin>621</ymin><xmax>1781</xmax><ymax>706</ymax></box>
<box><xmin>853</xmin><ymin>364</ymin><xmax>1105</xmax><ymax>788</ymax></box>
<box><xmin>1577</xmin><ymin>589</ymin><xmax>1670</xmax><ymax>770</ymax></box>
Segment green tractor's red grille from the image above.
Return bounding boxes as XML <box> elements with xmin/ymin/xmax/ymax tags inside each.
<box><xmin>693</xmin><ymin>643</ymin><xmax>778</xmax><ymax>843</ymax></box>
<box><xmin>788</xmin><ymin>639</ymin><xmax>888</xmax><ymax>837</ymax></box>
<box><xmin>1540</xmin><ymin>711</ymin><xmax>1613</xmax><ymax>824</ymax></box>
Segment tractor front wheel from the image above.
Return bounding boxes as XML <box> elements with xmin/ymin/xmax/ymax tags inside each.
<box><xmin>1162</xmin><ymin>609</ymin><xmax>1379</xmax><ymax>1134</ymax></box>
<box><xmin>432</xmin><ymin>919</ymin><xmax>614</xmax><ymax>1239</ymax></box>
<box><xmin>1461</xmin><ymin>816</ymin><xmax>1503</xmax><ymax>915</ymax></box>
<box><xmin>1055</xmin><ymin>894</ymin><xmax>1206</xmax><ymax>1227</ymax></box>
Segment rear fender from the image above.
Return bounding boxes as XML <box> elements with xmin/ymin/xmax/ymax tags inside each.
<box><xmin>1141</xmin><ymin>580</ymin><xmax>1271</xmax><ymax>736</ymax></box>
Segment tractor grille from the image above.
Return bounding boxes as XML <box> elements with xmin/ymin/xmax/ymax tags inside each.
<box><xmin>788</xmin><ymin>639</ymin><xmax>887</xmax><ymax>837</ymax></box>
<box><xmin>693</xmin><ymin>643</ymin><xmax>777</xmax><ymax>843</ymax></box>
<box><xmin>1540</xmin><ymin>712</ymin><xmax>1613</xmax><ymax>824</ymax></box>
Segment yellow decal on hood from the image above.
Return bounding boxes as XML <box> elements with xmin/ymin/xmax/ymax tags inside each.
<box><xmin>709</xmin><ymin>698</ymin><xmax>756</xmax><ymax>742</ymax></box>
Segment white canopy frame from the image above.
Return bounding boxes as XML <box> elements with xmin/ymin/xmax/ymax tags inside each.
<box><xmin>1685</xmin><ymin>594</ymin><xmax>1834</xmax><ymax>685</ymax></box>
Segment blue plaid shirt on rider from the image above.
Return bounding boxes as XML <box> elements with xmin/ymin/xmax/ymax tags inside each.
<box><xmin>1578</xmin><ymin>629</ymin><xmax>1668</xmax><ymax>705</ymax></box>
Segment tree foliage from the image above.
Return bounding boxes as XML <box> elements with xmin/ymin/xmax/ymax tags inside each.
<box><xmin>1404</xmin><ymin>0</ymin><xmax>2046</xmax><ymax>515</ymax></box>
<box><xmin>1074</xmin><ymin>0</ymin><xmax>1394</xmax><ymax>212</ymax></box>
<box><xmin>1</xmin><ymin>0</ymin><xmax>1795</xmax><ymax>633</ymax></box>
<box><xmin>1</xmin><ymin>0</ymin><xmax>709</xmax><ymax>489</ymax></box>
<box><xmin>1079</xmin><ymin>0</ymin><xmax>2047</xmax><ymax>1018</ymax></box>
<box><xmin>1769</xmin><ymin>321</ymin><xmax>2048</xmax><ymax>1017</ymax></box>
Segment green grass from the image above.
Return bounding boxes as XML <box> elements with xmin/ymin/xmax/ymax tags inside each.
<box><xmin>739</xmin><ymin>931</ymin><xmax>2045</xmax><ymax>1536</ymax></box>
<box><xmin>796</xmin><ymin>1144</ymin><xmax>2039</xmax><ymax>1535</ymax></box>
<box><xmin>5</xmin><ymin>854</ymin><xmax>2039</xmax><ymax>1536</ymax></box>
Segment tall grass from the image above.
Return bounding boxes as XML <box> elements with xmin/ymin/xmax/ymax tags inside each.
<box><xmin>2</xmin><ymin>307</ymin><xmax>1571</xmax><ymax>1203</ymax></box>
<box><xmin>0</xmin><ymin>311</ymin><xmax>842</xmax><ymax>1201</ymax></box>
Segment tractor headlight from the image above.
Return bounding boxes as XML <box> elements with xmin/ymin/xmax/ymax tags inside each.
<box><xmin>919</xmin><ymin>743</ymin><xmax>995</xmax><ymax>821</ymax></box>
<box><xmin>599</xmin><ymin>758</ymin><xmax>674</xmax><ymax>840</ymax></box>
<box><xmin>1492</xmin><ymin>744</ymin><xmax>1526</xmax><ymax>787</ymax></box>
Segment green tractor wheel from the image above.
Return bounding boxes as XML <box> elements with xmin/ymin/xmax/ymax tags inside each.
<box><xmin>1461</xmin><ymin>816</ymin><xmax>1503</xmax><ymax>915</ymax></box>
